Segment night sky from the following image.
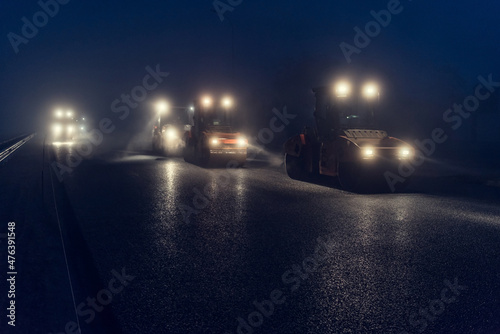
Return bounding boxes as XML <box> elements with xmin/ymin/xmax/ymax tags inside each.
<box><xmin>1</xmin><ymin>0</ymin><xmax>499</xmax><ymax>141</ymax></box>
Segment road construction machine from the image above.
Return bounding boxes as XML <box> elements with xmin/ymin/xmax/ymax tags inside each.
<box><xmin>183</xmin><ymin>95</ymin><xmax>247</xmax><ymax>166</ymax></box>
<box><xmin>49</xmin><ymin>109</ymin><xmax>78</xmax><ymax>144</ymax></box>
<box><xmin>152</xmin><ymin>103</ymin><xmax>190</xmax><ymax>156</ymax></box>
<box><xmin>283</xmin><ymin>80</ymin><xmax>413</xmax><ymax>192</ymax></box>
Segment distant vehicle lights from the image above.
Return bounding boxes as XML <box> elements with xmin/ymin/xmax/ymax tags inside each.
<box><xmin>51</xmin><ymin>107</ymin><xmax>78</xmax><ymax>144</ymax></box>
<box><xmin>333</xmin><ymin>80</ymin><xmax>380</xmax><ymax>99</ymax></box>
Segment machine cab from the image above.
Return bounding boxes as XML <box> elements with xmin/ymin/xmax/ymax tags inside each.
<box><xmin>313</xmin><ymin>82</ymin><xmax>379</xmax><ymax>141</ymax></box>
<box><xmin>191</xmin><ymin>96</ymin><xmax>234</xmax><ymax>136</ymax></box>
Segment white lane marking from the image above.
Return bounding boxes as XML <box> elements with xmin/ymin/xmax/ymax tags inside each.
<box><xmin>0</xmin><ymin>133</ymin><xmax>36</xmax><ymax>163</ymax></box>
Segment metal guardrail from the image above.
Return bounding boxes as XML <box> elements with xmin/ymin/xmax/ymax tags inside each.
<box><xmin>0</xmin><ymin>133</ymin><xmax>36</xmax><ymax>164</ymax></box>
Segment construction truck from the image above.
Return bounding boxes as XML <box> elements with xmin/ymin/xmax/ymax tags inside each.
<box><xmin>183</xmin><ymin>95</ymin><xmax>247</xmax><ymax>167</ymax></box>
<box><xmin>50</xmin><ymin>109</ymin><xmax>78</xmax><ymax>144</ymax></box>
<box><xmin>152</xmin><ymin>104</ymin><xmax>190</xmax><ymax>156</ymax></box>
<box><xmin>283</xmin><ymin>80</ymin><xmax>413</xmax><ymax>192</ymax></box>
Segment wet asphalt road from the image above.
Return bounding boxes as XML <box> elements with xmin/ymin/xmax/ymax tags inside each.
<box><xmin>2</xmin><ymin>137</ymin><xmax>500</xmax><ymax>334</ymax></box>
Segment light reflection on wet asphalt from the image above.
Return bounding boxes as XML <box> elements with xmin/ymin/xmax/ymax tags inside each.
<box><xmin>61</xmin><ymin>152</ymin><xmax>500</xmax><ymax>334</ymax></box>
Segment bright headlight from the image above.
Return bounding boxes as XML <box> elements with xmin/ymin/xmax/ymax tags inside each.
<box><xmin>237</xmin><ymin>137</ymin><xmax>247</xmax><ymax>147</ymax></box>
<box><xmin>335</xmin><ymin>81</ymin><xmax>351</xmax><ymax>98</ymax></box>
<box><xmin>156</xmin><ymin>100</ymin><xmax>169</xmax><ymax>114</ymax></box>
<box><xmin>399</xmin><ymin>147</ymin><xmax>411</xmax><ymax>159</ymax></box>
<box><xmin>202</xmin><ymin>96</ymin><xmax>212</xmax><ymax>108</ymax></box>
<box><xmin>67</xmin><ymin>125</ymin><xmax>74</xmax><ymax>134</ymax></box>
<box><xmin>52</xmin><ymin>123</ymin><xmax>62</xmax><ymax>135</ymax></box>
<box><xmin>222</xmin><ymin>97</ymin><xmax>233</xmax><ymax>108</ymax></box>
<box><xmin>210</xmin><ymin>138</ymin><xmax>220</xmax><ymax>145</ymax></box>
<box><xmin>166</xmin><ymin>128</ymin><xmax>178</xmax><ymax>139</ymax></box>
<box><xmin>362</xmin><ymin>147</ymin><xmax>375</xmax><ymax>159</ymax></box>
<box><xmin>363</xmin><ymin>83</ymin><xmax>379</xmax><ymax>99</ymax></box>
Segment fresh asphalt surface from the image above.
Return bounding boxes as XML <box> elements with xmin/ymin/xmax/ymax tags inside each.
<box><xmin>1</xmin><ymin>135</ymin><xmax>500</xmax><ymax>334</ymax></box>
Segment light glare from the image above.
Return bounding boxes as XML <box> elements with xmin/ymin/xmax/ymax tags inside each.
<box><xmin>166</xmin><ymin>128</ymin><xmax>178</xmax><ymax>139</ymax></box>
<box><xmin>52</xmin><ymin>123</ymin><xmax>62</xmax><ymax>134</ymax></box>
<box><xmin>362</xmin><ymin>147</ymin><xmax>375</xmax><ymax>158</ymax></box>
<box><xmin>335</xmin><ymin>81</ymin><xmax>351</xmax><ymax>97</ymax></box>
<box><xmin>399</xmin><ymin>147</ymin><xmax>411</xmax><ymax>159</ymax></box>
<box><xmin>237</xmin><ymin>137</ymin><xmax>247</xmax><ymax>147</ymax></box>
<box><xmin>156</xmin><ymin>101</ymin><xmax>169</xmax><ymax>113</ymax></box>
<box><xmin>222</xmin><ymin>97</ymin><xmax>233</xmax><ymax>108</ymax></box>
<box><xmin>363</xmin><ymin>83</ymin><xmax>379</xmax><ymax>99</ymax></box>
<box><xmin>202</xmin><ymin>96</ymin><xmax>212</xmax><ymax>107</ymax></box>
